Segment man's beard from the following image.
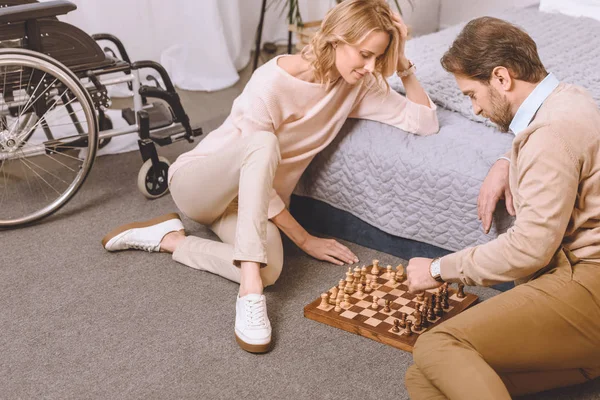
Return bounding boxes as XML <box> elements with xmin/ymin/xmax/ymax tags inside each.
<box><xmin>487</xmin><ymin>86</ymin><xmax>513</xmax><ymax>133</ymax></box>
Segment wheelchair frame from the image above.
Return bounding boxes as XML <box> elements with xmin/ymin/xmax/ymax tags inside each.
<box><xmin>0</xmin><ymin>0</ymin><xmax>203</xmax><ymax>228</ymax></box>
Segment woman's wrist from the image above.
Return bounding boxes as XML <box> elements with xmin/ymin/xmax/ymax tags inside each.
<box><xmin>397</xmin><ymin>56</ymin><xmax>411</xmax><ymax>72</ymax></box>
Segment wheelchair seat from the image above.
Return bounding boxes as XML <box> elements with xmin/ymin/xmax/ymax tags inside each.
<box><xmin>0</xmin><ymin>0</ymin><xmax>130</xmax><ymax>76</ymax></box>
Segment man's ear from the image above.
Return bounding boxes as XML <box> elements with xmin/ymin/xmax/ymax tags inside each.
<box><xmin>491</xmin><ymin>66</ymin><xmax>513</xmax><ymax>91</ymax></box>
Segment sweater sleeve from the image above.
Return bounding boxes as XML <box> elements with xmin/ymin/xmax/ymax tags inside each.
<box><xmin>440</xmin><ymin>128</ymin><xmax>579</xmax><ymax>286</ymax></box>
<box><xmin>232</xmin><ymin>91</ymin><xmax>286</xmax><ymax>219</ymax></box>
<box><xmin>348</xmin><ymin>81</ymin><xmax>439</xmax><ymax>135</ymax></box>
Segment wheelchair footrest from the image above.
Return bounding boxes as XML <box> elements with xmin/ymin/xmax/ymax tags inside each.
<box><xmin>122</xmin><ymin>102</ymin><xmax>173</xmax><ymax>130</ymax></box>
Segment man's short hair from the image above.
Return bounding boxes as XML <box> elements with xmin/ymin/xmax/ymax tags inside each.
<box><xmin>441</xmin><ymin>17</ymin><xmax>548</xmax><ymax>83</ymax></box>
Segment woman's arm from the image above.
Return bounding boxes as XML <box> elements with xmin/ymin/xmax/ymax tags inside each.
<box><xmin>398</xmin><ymin>56</ymin><xmax>431</xmax><ymax>108</ymax></box>
<box><xmin>271</xmin><ymin>208</ymin><xmax>359</xmax><ymax>266</ymax></box>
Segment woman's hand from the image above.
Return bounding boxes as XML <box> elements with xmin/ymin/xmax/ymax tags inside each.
<box><xmin>300</xmin><ymin>235</ymin><xmax>359</xmax><ymax>266</ymax></box>
<box><xmin>391</xmin><ymin>12</ymin><xmax>410</xmax><ymax>71</ymax></box>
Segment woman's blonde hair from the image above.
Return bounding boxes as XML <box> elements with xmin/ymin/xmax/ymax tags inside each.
<box><xmin>301</xmin><ymin>0</ymin><xmax>400</xmax><ymax>89</ymax></box>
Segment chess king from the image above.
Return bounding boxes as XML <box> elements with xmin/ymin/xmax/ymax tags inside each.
<box><xmin>404</xmin><ymin>17</ymin><xmax>600</xmax><ymax>399</ymax></box>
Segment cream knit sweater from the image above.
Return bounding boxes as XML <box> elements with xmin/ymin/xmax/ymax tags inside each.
<box><xmin>169</xmin><ymin>55</ymin><xmax>439</xmax><ymax>218</ymax></box>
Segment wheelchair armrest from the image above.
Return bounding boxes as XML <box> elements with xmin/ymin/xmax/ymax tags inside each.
<box><xmin>0</xmin><ymin>0</ymin><xmax>77</xmax><ymax>24</ymax></box>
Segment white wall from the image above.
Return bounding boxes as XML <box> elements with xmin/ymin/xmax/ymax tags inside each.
<box><xmin>440</xmin><ymin>0</ymin><xmax>540</xmax><ymax>29</ymax></box>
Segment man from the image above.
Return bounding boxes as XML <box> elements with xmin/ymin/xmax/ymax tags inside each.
<box><xmin>404</xmin><ymin>17</ymin><xmax>600</xmax><ymax>399</ymax></box>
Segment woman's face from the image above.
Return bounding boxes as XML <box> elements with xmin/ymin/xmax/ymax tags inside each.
<box><xmin>334</xmin><ymin>30</ymin><xmax>390</xmax><ymax>85</ymax></box>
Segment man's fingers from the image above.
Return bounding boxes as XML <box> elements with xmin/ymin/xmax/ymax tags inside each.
<box><xmin>505</xmin><ymin>189</ymin><xmax>516</xmax><ymax>216</ymax></box>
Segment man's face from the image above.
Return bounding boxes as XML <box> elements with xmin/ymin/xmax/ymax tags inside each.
<box><xmin>455</xmin><ymin>75</ymin><xmax>514</xmax><ymax>132</ymax></box>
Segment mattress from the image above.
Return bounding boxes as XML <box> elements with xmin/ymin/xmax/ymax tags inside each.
<box><xmin>294</xmin><ymin>108</ymin><xmax>514</xmax><ymax>252</ymax></box>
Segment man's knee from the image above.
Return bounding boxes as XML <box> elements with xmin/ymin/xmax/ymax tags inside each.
<box><xmin>413</xmin><ymin>327</ymin><xmax>465</xmax><ymax>369</ymax></box>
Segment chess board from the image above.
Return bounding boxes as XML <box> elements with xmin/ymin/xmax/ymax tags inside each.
<box><xmin>304</xmin><ymin>263</ymin><xmax>479</xmax><ymax>352</ymax></box>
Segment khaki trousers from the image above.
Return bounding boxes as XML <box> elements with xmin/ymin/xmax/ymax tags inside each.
<box><xmin>168</xmin><ymin>131</ymin><xmax>284</xmax><ymax>287</ymax></box>
<box><xmin>405</xmin><ymin>248</ymin><xmax>600</xmax><ymax>399</ymax></box>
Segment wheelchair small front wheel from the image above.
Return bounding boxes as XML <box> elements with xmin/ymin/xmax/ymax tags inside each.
<box><xmin>137</xmin><ymin>156</ymin><xmax>170</xmax><ymax>199</ymax></box>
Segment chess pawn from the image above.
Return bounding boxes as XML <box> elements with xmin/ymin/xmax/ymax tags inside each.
<box><xmin>319</xmin><ymin>293</ymin><xmax>329</xmax><ymax>308</ymax></box>
<box><xmin>353</xmin><ymin>266</ymin><xmax>361</xmax><ymax>282</ymax></box>
<box><xmin>343</xmin><ymin>294</ymin><xmax>351</xmax><ymax>309</ymax></box>
<box><xmin>386</xmin><ymin>265</ymin><xmax>393</xmax><ymax>278</ymax></box>
<box><xmin>361</xmin><ymin>266</ymin><xmax>367</xmax><ymax>284</ymax></box>
<box><xmin>356</xmin><ymin>282</ymin><xmax>364</xmax><ymax>296</ymax></box>
<box><xmin>416</xmin><ymin>291</ymin><xmax>425</xmax><ymax>302</ymax></box>
<box><xmin>442</xmin><ymin>290</ymin><xmax>450</xmax><ymax>310</ymax></box>
<box><xmin>395</xmin><ymin>270</ymin><xmax>403</xmax><ymax>282</ymax></box>
<box><xmin>457</xmin><ymin>283</ymin><xmax>466</xmax><ymax>298</ymax></box>
<box><xmin>402</xmin><ymin>319</ymin><xmax>413</xmax><ymax>336</ymax></box>
<box><xmin>428</xmin><ymin>303</ymin><xmax>436</xmax><ymax>321</ymax></box>
<box><xmin>384</xmin><ymin>300</ymin><xmax>391</xmax><ymax>313</ymax></box>
<box><xmin>390</xmin><ymin>271</ymin><xmax>396</xmax><ymax>282</ymax></box>
<box><xmin>334</xmin><ymin>298</ymin><xmax>342</xmax><ymax>313</ymax></box>
<box><xmin>392</xmin><ymin>319</ymin><xmax>400</xmax><ymax>333</ymax></box>
<box><xmin>364</xmin><ymin>279</ymin><xmax>372</xmax><ymax>293</ymax></box>
<box><xmin>399</xmin><ymin>312</ymin><xmax>407</xmax><ymax>328</ymax></box>
<box><xmin>371</xmin><ymin>296</ymin><xmax>379</xmax><ymax>310</ymax></box>
<box><xmin>371</xmin><ymin>259</ymin><xmax>380</xmax><ymax>275</ymax></box>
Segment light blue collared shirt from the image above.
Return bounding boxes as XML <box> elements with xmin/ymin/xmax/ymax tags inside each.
<box><xmin>509</xmin><ymin>73</ymin><xmax>560</xmax><ymax>135</ymax></box>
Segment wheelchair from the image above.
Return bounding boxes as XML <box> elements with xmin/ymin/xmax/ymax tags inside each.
<box><xmin>0</xmin><ymin>0</ymin><xmax>203</xmax><ymax>228</ymax></box>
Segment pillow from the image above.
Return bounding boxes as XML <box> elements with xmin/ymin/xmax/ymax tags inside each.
<box><xmin>539</xmin><ymin>0</ymin><xmax>600</xmax><ymax>22</ymax></box>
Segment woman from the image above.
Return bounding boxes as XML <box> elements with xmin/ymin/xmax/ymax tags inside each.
<box><xmin>101</xmin><ymin>0</ymin><xmax>439</xmax><ymax>354</ymax></box>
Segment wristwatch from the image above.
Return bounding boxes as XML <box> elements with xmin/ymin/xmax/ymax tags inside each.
<box><xmin>397</xmin><ymin>60</ymin><xmax>416</xmax><ymax>78</ymax></box>
<box><xmin>430</xmin><ymin>258</ymin><xmax>444</xmax><ymax>283</ymax></box>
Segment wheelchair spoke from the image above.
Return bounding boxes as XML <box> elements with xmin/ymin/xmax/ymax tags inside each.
<box><xmin>0</xmin><ymin>50</ymin><xmax>97</xmax><ymax>227</ymax></box>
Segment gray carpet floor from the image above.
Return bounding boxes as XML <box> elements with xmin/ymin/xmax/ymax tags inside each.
<box><xmin>2</xmin><ymin>118</ymin><xmax>600</xmax><ymax>399</ymax></box>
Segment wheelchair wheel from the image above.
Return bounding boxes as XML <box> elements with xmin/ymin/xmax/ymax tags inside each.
<box><xmin>0</xmin><ymin>49</ymin><xmax>98</xmax><ymax>228</ymax></box>
<box><xmin>137</xmin><ymin>156</ymin><xmax>170</xmax><ymax>199</ymax></box>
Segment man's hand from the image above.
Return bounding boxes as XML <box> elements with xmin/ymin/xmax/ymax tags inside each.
<box><xmin>406</xmin><ymin>257</ymin><xmax>442</xmax><ymax>293</ymax></box>
<box><xmin>478</xmin><ymin>159</ymin><xmax>515</xmax><ymax>234</ymax></box>
<box><xmin>300</xmin><ymin>235</ymin><xmax>359</xmax><ymax>266</ymax></box>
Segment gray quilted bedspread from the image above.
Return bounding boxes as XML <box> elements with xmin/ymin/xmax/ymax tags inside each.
<box><xmin>294</xmin><ymin>8</ymin><xmax>600</xmax><ymax>252</ymax></box>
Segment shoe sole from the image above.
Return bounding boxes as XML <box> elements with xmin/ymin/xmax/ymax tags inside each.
<box><xmin>101</xmin><ymin>212</ymin><xmax>181</xmax><ymax>249</ymax></box>
<box><xmin>235</xmin><ymin>333</ymin><xmax>272</xmax><ymax>354</ymax></box>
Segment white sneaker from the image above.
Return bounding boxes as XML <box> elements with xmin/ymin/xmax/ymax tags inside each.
<box><xmin>235</xmin><ymin>293</ymin><xmax>272</xmax><ymax>353</ymax></box>
<box><xmin>101</xmin><ymin>213</ymin><xmax>184</xmax><ymax>252</ymax></box>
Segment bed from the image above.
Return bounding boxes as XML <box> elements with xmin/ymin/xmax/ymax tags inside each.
<box><xmin>291</xmin><ymin>6</ymin><xmax>600</xmax><ymax>263</ymax></box>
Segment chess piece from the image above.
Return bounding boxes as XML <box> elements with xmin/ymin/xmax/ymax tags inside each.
<box><xmin>361</xmin><ymin>266</ymin><xmax>367</xmax><ymax>284</ymax></box>
<box><xmin>396</xmin><ymin>264</ymin><xmax>405</xmax><ymax>279</ymax></box>
<box><xmin>384</xmin><ymin>300</ymin><xmax>391</xmax><ymax>313</ymax></box>
<box><xmin>343</xmin><ymin>294</ymin><xmax>351</xmax><ymax>309</ymax></box>
<box><xmin>416</xmin><ymin>291</ymin><xmax>425</xmax><ymax>302</ymax></box>
<box><xmin>319</xmin><ymin>293</ymin><xmax>329</xmax><ymax>308</ymax></box>
<box><xmin>386</xmin><ymin>265</ymin><xmax>392</xmax><ymax>278</ymax></box>
<box><xmin>428</xmin><ymin>300</ymin><xmax>436</xmax><ymax>321</ymax></box>
<box><xmin>395</xmin><ymin>270</ymin><xmax>403</xmax><ymax>282</ymax></box>
<box><xmin>356</xmin><ymin>282</ymin><xmax>364</xmax><ymax>296</ymax></box>
<box><xmin>338</xmin><ymin>279</ymin><xmax>346</xmax><ymax>292</ymax></box>
<box><xmin>390</xmin><ymin>271</ymin><xmax>396</xmax><ymax>282</ymax></box>
<box><xmin>371</xmin><ymin>296</ymin><xmax>379</xmax><ymax>310</ymax></box>
<box><xmin>442</xmin><ymin>288</ymin><xmax>450</xmax><ymax>310</ymax></box>
<box><xmin>399</xmin><ymin>312</ymin><xmax>407</xmax><ymax>328</ymax></box>
<box><xmin>402</xmin><ymin>319</ymin><xmax>413</xmax><ymax>336</ymax></box>
<box><xmin>435</xmin><ymin>296</ymin><xmax>443</xmax><ymax>317</ymax></box>
<box><xmin>371</xmin><ymin>259</ymin><xmax>380</xmax><ymax>275</ymax></box>
<box><xmin>329</xmin><ymin>287</ymin><xmax>339</xmax><ymax>304</ymax></box>
<box><xmin>353</xmin><ymin>266</ymin><xmax>361</xmax><ymax>282</ymax></box>
<box><xmin>336</xmin><ymin>289</ymin><xmax>344</xmax><ymax>304</ymax></box>
<box><xmin>364</xmin><ymin>279</ymin><xmax>372</xmax><ymax>293</ymax></box>
<box><xmin>392</xmin><ymin>319</ymin><xmax>400</xmax><ymax>333</ymax></box>
<box><xmin>334</xmin><ymin>298</ymin><xmax>342</xmax><ymax>313</ymax></box>
<box><xmin>457</xmin><ymin>283</ymin><xmax>466</xmax><ymax>298</ymax></box>
<box><xmin>413</xmin><ymin>305</ymin><xmax>423</xmax><ymax>331</ymax></box>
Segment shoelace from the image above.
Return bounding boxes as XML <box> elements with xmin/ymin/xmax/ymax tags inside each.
<box><xmin>129</xmin><ymin>242</ymin><xmax>155</xmax><ymax>252</ymax></box>
<box><xmin>245</xmin><ymin>298</ymin><xmax>267</xmax><ymax>328</ymax></box>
